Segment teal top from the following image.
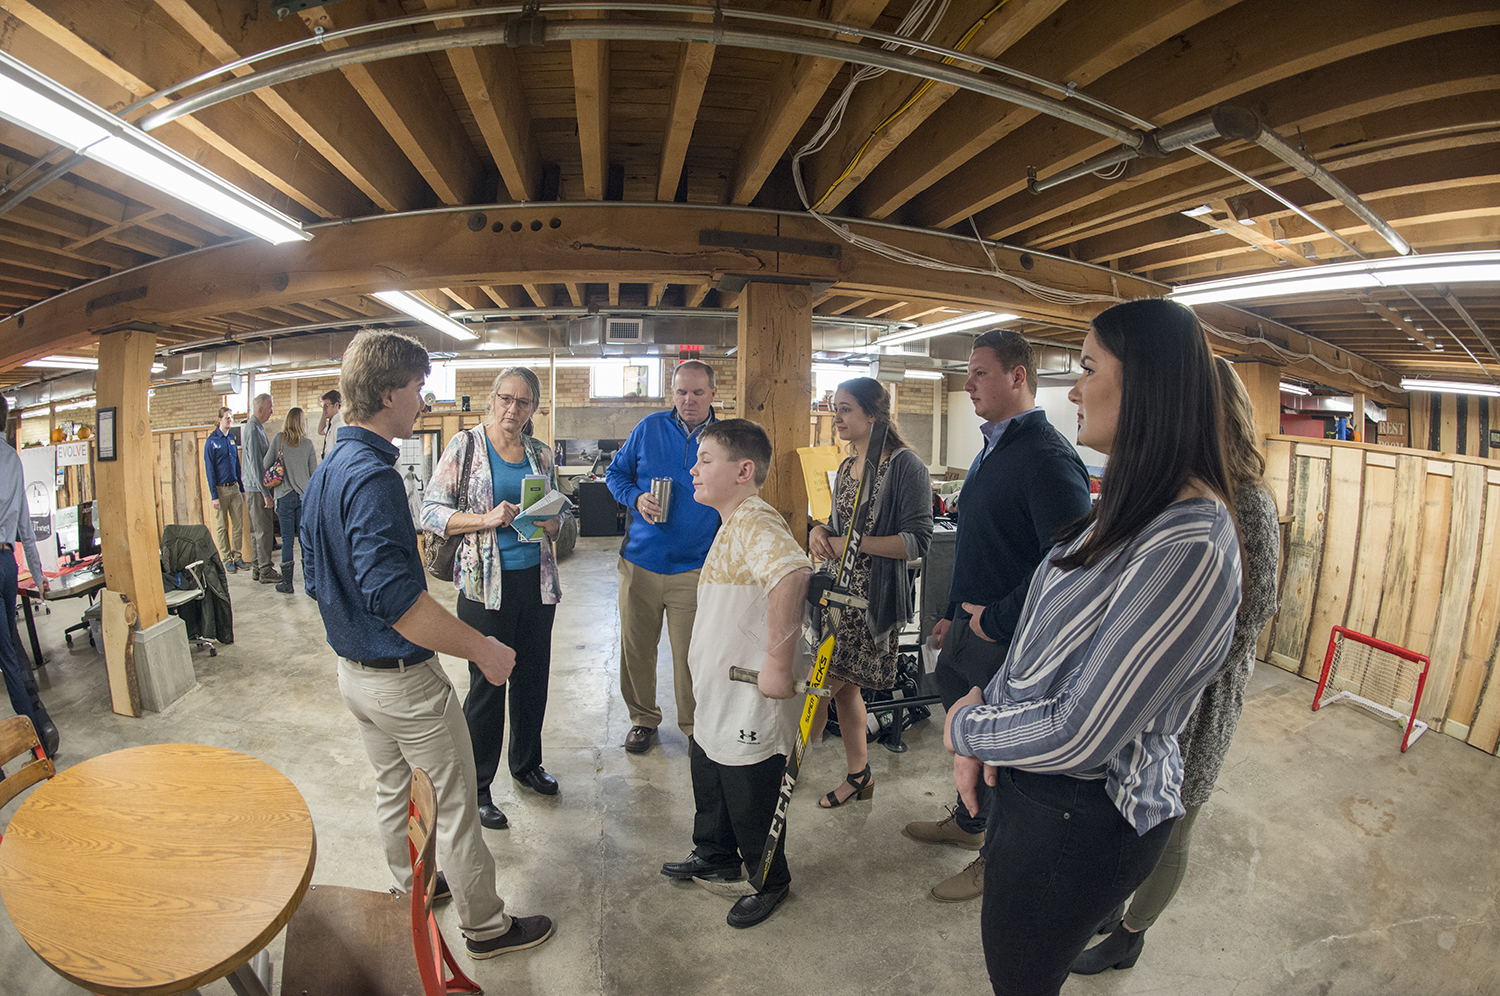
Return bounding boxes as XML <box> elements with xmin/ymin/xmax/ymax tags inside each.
<box><xmin>485</xmin><ymin>435</ymin><xmax>542</xmax><ymax>570</ymax></box>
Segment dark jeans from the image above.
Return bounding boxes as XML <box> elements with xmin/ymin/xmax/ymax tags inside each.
<box><xmin>0</xmin><ymin>555</ymin><xmax>43</xmax><ymax>730</ymax></box>
<box><xmin>936</xmin><ymin>606</ymin><xmax>1011</xmax><ymax>834</ymax></box>
<box><xmin>688</xmin><ymin>738</ymin><xmax>790</xmax><ymax>893</ymax></box>
<box><xmin>981</xmin><ymin>768</ymin><xmax>1175</xmax><ymax>996</ymax></box>
<box><xmin>456</xmin><ymin>565</ymin><xmax>556</xmax><ymax>802</ymax></box>
<box><xmin>275</xmin><ymin>492</ymin><xmax>302</xmax><ymax>567</ymax></box>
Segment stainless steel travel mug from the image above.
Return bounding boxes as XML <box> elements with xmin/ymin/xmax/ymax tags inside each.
<box><xmin>650</xmin><ymin>477</ymin><xmax>672</xmax><ymax>524</ymax></box>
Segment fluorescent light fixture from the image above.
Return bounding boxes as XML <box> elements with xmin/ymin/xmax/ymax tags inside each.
<box><xmin>373</xmin><ymin>291</ymin><xmax>479</xmax><ymax>341</ymax></box>
<box><xmin>24</xmin><ymin>355</ymin><xmax>98</xmax><ymax>370</ymax></box>
<box><xmin>256</xmin><ymin>366</ymin><xmax>342</xmax><ymax>382</ymax></box>
<box><xmin>150</xmin><ymin>363</ymin><xmax>165</xmax><ymax>373</ymax></box>
<box><xmin>1181</xmin><ymin>204</ymin><xmax>1214</xmax><ymax>217</ymax></box>
<box><xmin>1400</xmin><ymin>378</ymin><xmax>1500</xmax><ymax>397</ymax></box>
<box><xmin>1279</xmin><ymin>382</ymin><xmax>1311</xmax><ymax>396</ymax></box>
<box><xmin>905</xmin><ymin>369</ymin><xmax>946</xmax><ymax>380</ymax></box>
<box><xmin>813</xmin><ymin>362</ymin><xmax>871</xmax><ymax>376</ymax></box>
<box><xmin>1169</xmin><ymin>251</ymin><xmax>1500</xmax><ymax>306</ymax></box>
<box><xmin>872</xmin><ymin>311</ymin><xmax>1018</xmax><ymax>349</ymax></box>
<box><xmin>52</xmin><ymin>398</ymin><xmax>96</xmax><ymax>412</ymax></box>
<box><xmin>0</xmin><ymin>52</ymin><xmax>310</xmax><ymax>245</ymax></box>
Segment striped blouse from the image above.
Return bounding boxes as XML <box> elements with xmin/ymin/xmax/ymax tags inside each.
<box><xmin>949</xmin><ymin>498</ymin><xmax>1242</xmax><ymax>834</ymax></box>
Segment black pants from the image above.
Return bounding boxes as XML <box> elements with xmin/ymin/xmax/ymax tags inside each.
<box><xmin>981</xmin><ymin>768</ymin><xmax>1175</xmax><ymax>996</ymax></box>
<box><xmin>688</xmin><ymin>739</ymin><xmax>791</xmax><ymax>894</ymax></box>
<box><xmin>456</xmin><ymin>565</ymin><xmax>556</xmax><ymax>803</ymax></box>
<box><xmin>0</xmin><ymin>555</ymin><xmax>44</xmax><ymax>730</ymax></box>
<box><xmin>936</xmin><ymin>606</ymin><xmax>1011</xmax><ymax>834</ymax></box>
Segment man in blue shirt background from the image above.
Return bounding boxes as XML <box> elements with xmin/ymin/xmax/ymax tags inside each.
<box><xmin>606</xmin><ymin>359</ymin><xmax>721</xmax><ymax>754</ymax></box>
<box><xmin>301</xmin><ymin>329</ymin><xmax>554</xmax><ymax>959</ymax></box>
<box><xmin>241</xmin><ymin>393</ymin><xmax>279</xmax><ymax>583</ymax></box>
<box><xmin>203</xmin><ymin>406</ymin><xmax>247</xmax><ymax>573</ymax></box>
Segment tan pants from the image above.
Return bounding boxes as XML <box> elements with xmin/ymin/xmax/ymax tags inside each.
<box><xmin>213</xmin><ymin>484</ymin><xmax>244</xmax><ymax>562</ymax></box>
<box><xmin>337</xmin><ymin>657</ymin><xmax>511</xmax><ymax>941</ymax></box>
<box><xmin>617</xmin><ymin>557</ymin><xmax>699</xmax><ymax>735</ymax></box>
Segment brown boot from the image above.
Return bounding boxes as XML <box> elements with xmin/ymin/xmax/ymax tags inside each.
<box><xmin>930</xmin><ymin>856</ymin><xmax>985</xmax><ymax>902</ymax></box>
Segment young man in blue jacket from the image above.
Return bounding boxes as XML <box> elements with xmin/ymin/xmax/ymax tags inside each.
<box><xmin>203</xmin><ymin>407</ymin><xmax>247</xmax><ymax>572</ymax></box>
<box><xmin>605</xmin><ymin>360</ymin><xmax>721</xmax><ymax>754</ymax></box>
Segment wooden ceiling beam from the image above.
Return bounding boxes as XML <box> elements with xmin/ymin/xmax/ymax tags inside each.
<box><xmin>658</xmin><ymin>30</ymin><xmax>717</xmax><ymax>202</ymax></box>
<box><xmin>726</xmin><ymin>0</ymin><xmax>891</xmax><ymax>206</ymax></box>
<box><xmin>564</xmin><ymin>283</ymin><xmax>585</xmax><ymax>308</ymax></box>
<box><xmin>4</xmin><ymin>202</ymin><xmax>182</xmax><ymax>258</ymax></box>
<box><xmin>302</xmin><ymin>2</ymin><xmax>484</xmax><ymax>205</ymax></box>
<box><xmin>571</xmin><ymin>11</ymin><xmax>611</xmax><ymax>201</ymax></box>
<box><xmin>0</xmin><ymin>264</ymin><xmax>74</xmax><ymax>292</ymax></box>
<box><xmin>0</xmin><ymin>242</ymin><xmax>111</xmax><ymax>283</ymax></box>
<box><xmin>802</xmin><ymin>0</ymin><xmax>1067</xmax><ymax>215</ymax></box>
<box><xmin>905</xmin><ymin>1</ymin><xmax>1500</xmax><ymax>230</ymax></box>
<box><xmin>6</xmin><ymin>0</ymin><xmax>363</xmax><ymax>220</ymax></box>
<box><xmin>0</xmin><ymin>219</ymin><xmax>146</xmax><ymax>272</ymax></box>
<box><xmin>426</xmin><ymin>0</ymin><xmax>540</xmax><ymax>202</ymax></box>
<box><xmin>440</xmin><ymin>286</ymin><xmax>490</xmax><ymax>311</ymax></box>
<box><xmin>154</xmin><ymin>0</ymin><xmax>421</xmax><ymax>213</ymax></box>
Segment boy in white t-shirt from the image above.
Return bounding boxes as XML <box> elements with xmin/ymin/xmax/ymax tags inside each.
<box><xmin>659</xmin><ymin>419</ymin><xmax>813</xmax><ymax>929</ymax></box>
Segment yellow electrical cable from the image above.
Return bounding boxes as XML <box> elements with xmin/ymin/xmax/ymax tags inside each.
<box><xmin>810</xmin><ymin>0</ymin><xmax>1011</xmax><ymax>212</ymax></box>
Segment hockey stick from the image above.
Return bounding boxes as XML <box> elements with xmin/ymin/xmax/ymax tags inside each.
<box><xmin>746</xmin><ymin>419</ymin><xmax>888</xmax><ymax>891</ymax></box>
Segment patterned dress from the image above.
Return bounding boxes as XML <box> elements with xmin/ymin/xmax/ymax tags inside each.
<box><xmin>824</xmin><ymin>456</ymin><xmax>897</xmax><ymax>690</ymax></box>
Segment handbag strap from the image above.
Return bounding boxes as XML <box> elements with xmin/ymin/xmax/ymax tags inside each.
<box><xmin>455</xmin><ymin>431</ymin><xmax>475</xmax><ymax>513</ymax></box>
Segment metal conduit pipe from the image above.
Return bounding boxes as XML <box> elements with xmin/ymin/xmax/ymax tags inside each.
<box><xmin>1437</xmin><ymin>286</ymin><xmax>1500</xmax><ymax>370</ymax></box>
<box><xmin>139</xmin><ymin>19</ymin><xmax>1143</xmax><ymax>147</ymax></box>
<box><xmin>1027</xmin><ymin>105</ymin><xmax>1411</xmax><ymax>258</ymax></box>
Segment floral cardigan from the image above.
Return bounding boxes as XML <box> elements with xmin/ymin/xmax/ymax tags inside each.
<box><xmin>420</xmin><ymin>426</ymin><xmax>567</xmax><ymax>609</ymax></box>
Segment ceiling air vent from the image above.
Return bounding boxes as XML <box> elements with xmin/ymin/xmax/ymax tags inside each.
<box><xmin>180</xmin><ymin>353</ymin><xmax>202</xmax><ymax>375</ymax></box>
<box><xmin>605</xmin><ymin>318</ymin><xmax>644</xmax><ymax>343</ymax></box>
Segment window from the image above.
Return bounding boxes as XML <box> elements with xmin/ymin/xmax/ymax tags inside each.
<box><xmin>426</xmin><ymin>361</ymin><xmax>458</xmax><ymax>402</ymax></box>
<box><xmin>590</xmin><ymin>360</ymin><xmax>663</xmax><ymax>399</ymax></box>
<box><xmin>222</xmin><ymin>376</ymin><xmax>250</xmax><ymax>415</ymax></box>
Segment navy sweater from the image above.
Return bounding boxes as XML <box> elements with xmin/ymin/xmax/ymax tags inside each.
<box><xmin>948</xmin><ymin>409</ymin><xmax>1092</xmax><ymax>647</ymax></box>
<box><xmin>606</xmin><ymin>408</ymin><xmax>720</xmax><ymax>574</ymax></box>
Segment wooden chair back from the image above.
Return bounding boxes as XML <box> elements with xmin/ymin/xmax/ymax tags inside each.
<box><xmin>406</xmin><ymin>768</ymin><xmax>480</xmax><ymax>996</ymax></box>
<box><xmin>0</xmin><ymin>715</ymin><xmax>55</xmax><ymax>817</ymax></box>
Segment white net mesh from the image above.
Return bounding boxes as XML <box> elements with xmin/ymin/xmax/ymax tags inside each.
<box><xmin>1317</xmin><ymin>630</ymin><xmax>1429</xmax><ymax>750</ymax></box>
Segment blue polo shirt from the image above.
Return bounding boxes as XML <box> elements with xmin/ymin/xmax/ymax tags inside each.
<box><xmin>300</xmin><ymin>425</ymin><xmax>432</xmax><ymax>663</ymax></box>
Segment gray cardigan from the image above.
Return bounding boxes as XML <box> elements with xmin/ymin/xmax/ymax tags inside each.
<box><xmin>263</xmin><ymin>432</ymin><xmax>320</xmax><ymax>500</ymax></box>
<box><xmin>1177</xmin><ymin>483</ymin><xmax>1280</xmax><ymax>807</ymax></box>
<box><xmin>823</xmin><ymin>445</ymin><xmax>934</xmax><ymax>642</ymax></box>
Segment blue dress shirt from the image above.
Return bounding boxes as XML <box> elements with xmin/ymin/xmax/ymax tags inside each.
<box><xmin>300</xmin><ymin>426</ymin><xmax>431</xmax><ymax>663</ymax></box>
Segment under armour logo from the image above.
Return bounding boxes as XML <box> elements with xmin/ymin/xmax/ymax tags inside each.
<box><xmin>738</xmin><ymin>729</ymin><xmax>759</xmax><ymax>743</ymax></box>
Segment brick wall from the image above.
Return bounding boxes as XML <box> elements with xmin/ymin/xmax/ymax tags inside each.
<box><xmin>149</xmin><ymin>380</ymin><xmax>222</xmax><ymax>430</ymax></box>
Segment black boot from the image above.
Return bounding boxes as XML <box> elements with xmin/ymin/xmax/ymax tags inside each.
<box><xmin>32</xmin><ymin>709</ymin><xmax>59</xmax><ymax>758</ymax></box>
<box><xmin>274</xmin><ymin>562</ymin><xmax>294</xmax><ymax>594</ymax></box>
<box><xmin>1070</xmin><ymin>923</ymin><xmax>1145</xmax><ymax>975</ymax></box>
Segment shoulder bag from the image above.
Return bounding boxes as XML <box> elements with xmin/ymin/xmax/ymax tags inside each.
<box><xmin>424</xmin><ymin>431</ymin><xmax>475</xmax><ymax>582</ymax></box>
<box><xmin>262</xmin><ymin>438</ymin><xmax>287</xmax><ymax>489</ymax></box>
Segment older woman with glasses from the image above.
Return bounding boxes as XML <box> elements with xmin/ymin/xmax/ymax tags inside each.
<box><xmin>422</xmin><ymin>367</ymin><xmax>570</xmax><ymax>832</ymax></box>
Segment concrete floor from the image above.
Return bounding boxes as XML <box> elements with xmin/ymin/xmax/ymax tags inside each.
<box><xmin>2</xmin><ymin>535</ymin><xmax>1497</xmax><ymax>996</ymax></box>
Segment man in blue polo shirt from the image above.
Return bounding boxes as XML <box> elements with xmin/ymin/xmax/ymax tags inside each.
<box><xmin>606</xmin><ymin>359</ymin><xmax>721</xmax><ymax>754</ymax></box>
<box><xmin>203</xmin><ymin>407</ymin><xmax>247</xmax><ymax>572</ymax></box>
<box><xmin>301</xmin><ymin>329</ymin><xmax>554</xmax><ymax>960</ymax></box>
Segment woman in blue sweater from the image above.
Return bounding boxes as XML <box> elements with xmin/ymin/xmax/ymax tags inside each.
<box><xmin>945</xmin><ymin>299</ymin><xmax>1243</xmax><ymax>996</ymax></box>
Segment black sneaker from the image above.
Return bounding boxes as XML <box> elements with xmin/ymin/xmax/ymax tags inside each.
<box><xmin>431</xmin><ymin>871</ymin><xmax>451</xmax><ymax>904</ymax></box>
<box><xmin>465</xmin><ymin>914</ymin><xmax>554</xmax><ymax>959</ymax></box>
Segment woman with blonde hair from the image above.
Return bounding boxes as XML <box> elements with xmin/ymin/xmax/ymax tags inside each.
<box><xmin>1070</xmin><ymin>355</ymin><xmax>1281</xmax><ymax>975</ymax></box>
<box><xmin>263</xmin><ymin>406</ymin><xmax>319</xmax><ymax>594</ymax></box>
<box><xmin>422</xmin><ymin>367</ymin><xmax>570</xmax><ymax>831</ymax></box>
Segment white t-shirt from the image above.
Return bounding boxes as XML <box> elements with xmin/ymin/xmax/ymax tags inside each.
<box><xmin>321</xmin><ymin>410</ymin><xmax>345</xmax><ymax>459</ymax></box>
<box><xmin>689</xmin><ymin>496</ymin><xmax>813</xmax><ymax>766</ymax></box>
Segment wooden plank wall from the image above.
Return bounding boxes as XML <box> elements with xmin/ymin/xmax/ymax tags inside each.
<box><xmin>1408</xmin><ymin>392</ymin><xmax>1499</xmax><ymax>459</ymax></box>
<box><xmin>1261</xmin><ymin>435</ymin><xmax>1500</xmax><ymax>754</ymax></box>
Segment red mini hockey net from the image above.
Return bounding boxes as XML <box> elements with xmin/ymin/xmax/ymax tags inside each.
<box><xmin>1312</xmin><ymin>626</ymin><xmax>1431</xmax><ymax>752</ymax></box>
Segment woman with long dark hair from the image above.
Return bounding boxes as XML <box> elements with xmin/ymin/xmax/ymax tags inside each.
<box><xmin>944</xmin><ymin>298</ymin><xmax>1244</xmax><ymax>996</ymax></box>
<box><xmin>1070</xmin><ymin>355</ymin><xmax>1281</xmax><ymax>975</ymax></box>
<box><xmin>806</xmin><ymin>377</ymin><xmax>932</xmax><ymax>806</ymax></box>
<box><xmin>422</xmin><ymin>366</ymin><xmax>569</xmax><ymax>832</ymax></box>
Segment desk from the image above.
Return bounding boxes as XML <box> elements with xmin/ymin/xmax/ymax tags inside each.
<box><xmin>0</xmin><ymin>744</ymin><xmax>317</xmax><ymax>996</ymax></box>
<box><xmin>16</xmin><ymin>555</ymin><xmax>106</xmax><ymax>667</ymax></box>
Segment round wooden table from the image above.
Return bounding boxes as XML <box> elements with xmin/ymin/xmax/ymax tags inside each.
<box><xmin>0</xmin><ymin>743</ymin><xmax>317</xmax><ymax>996</ymax></box>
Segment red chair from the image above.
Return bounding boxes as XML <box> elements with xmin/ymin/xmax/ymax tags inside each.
<box><xmin>281</xmin><ymin>768</ymin><xmax>482</xmax><ymax>995</ymax></box>
<box><xmin>0</xmin><ymin>715</ymin><xmax>55</xmax><ymax>841</ymax></box>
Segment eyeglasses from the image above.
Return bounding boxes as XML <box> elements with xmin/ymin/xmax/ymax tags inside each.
<box><xmin>493</xmin><ymin>394</ymin><xmax>535</xmax><ymax>412</ymax></box>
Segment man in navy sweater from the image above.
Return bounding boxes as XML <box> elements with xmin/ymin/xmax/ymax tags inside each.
<box><xmin>203</xmin><ymin>407</ymin><xmax>247</xmax><ymax>573</ymax></box>
<box><xmin>606</xmin><ymin>360</ymin><xmax>721</xmax><ymax>754</ymax></box>
<box><xmin>904</xmin><ymin>328</ymin><xmax>1092</xmax><ymax>902</ymax></box>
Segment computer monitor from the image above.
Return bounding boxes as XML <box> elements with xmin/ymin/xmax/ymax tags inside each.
<box><xmin>55</xmin><ymin>505</ymin><xmax>78</xmax><ymax>559</ymax></box>
<box><xmin>77</xmin><ymin>501</ymin><xmax>100</xmax><ymax>559</ymax></box>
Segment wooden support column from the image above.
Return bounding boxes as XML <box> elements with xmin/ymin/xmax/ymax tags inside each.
<box><xmin>1352</xmin><ymin>391</ymin><xmax>1368</xmax><ymax>442</ymax></box>
<box><xmin>95</xmin><ymin>328</ymin><xmax>168</xmax><ymax>629</ymax></box>
<box><xmin>1233</xmin><ymin>360</ymin><xmax>1284</xmax><ymax>443</ymax></box>
<box><xmin>737</xmin><ymin>282</ymin><xmax>814</xmax><ymax>545</ymax></box>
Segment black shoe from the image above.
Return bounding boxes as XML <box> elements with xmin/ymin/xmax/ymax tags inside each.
<box><xmin>431</xmin><ymin>871</ymin><xmax>451</xmax><ymax>903</ymax></box>
<box><xmin>34</xmin><ymin>715</ymin><xmax>59</xmax><ymax>759</ymax></box>
<box><xmin>465</xmin><ymin>914</ymin><xmax>554</xmax><ymax>959</ymax></box>
<box><xmin>624</xmin><ymin>725</ymin><xmax>656</xmax><ymax>754</ymax></box>
<box><xmin>727</xmin><ymin>886</ymin><xmax>788</xmax><ymax>929</ymax></box>
<box><xmin>661</xmin><ymin>852</ymin><xmax>742</xmax><ymax>882</ymax></box>
<box><xmin>477</xmin><ymin>802</ymin><xmax>509</xmax><ymax>830</ymax></box>
<box><xmin>1071</xmin><ymin>924</ymin><xmax>1146</xmax><ymax>975</ymax></box>
<box><xmin>515</xmin><ymin>767</ymin><xmax>558</xmax><ymax>796</ymax></box>
<box><xmin>259</xmin><ymin>566</ymin><xmax>282</xmax><ymax>584</ymax></box>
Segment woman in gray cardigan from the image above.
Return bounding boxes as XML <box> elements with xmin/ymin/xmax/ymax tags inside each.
<box><xmin>807</xmin><ymin>377</ymin><xmax>933</xmax><ymax>807</ymax></box>
<box><xmin>1072</xmin><ymin>356</ymin><xmax>1281</xmax><ymax>975</ymax></box>
<box><xmin>262</xmin><ymin>406</ymin><xmax>320</xmax><ymax>595</ymax></box>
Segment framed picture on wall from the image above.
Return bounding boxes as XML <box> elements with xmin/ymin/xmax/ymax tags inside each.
<box><xmin>96</xmin><ymin>407</ymin><xmax>117</xmax><ymax>461</ymax></box>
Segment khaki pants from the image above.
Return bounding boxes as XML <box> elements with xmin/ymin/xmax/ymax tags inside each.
<box><xmin>337</xmin><ymin>657</ymin><xmax>511</xmax><ymax>941</ymax></box>
<box><xmin>617</xmin><ymin>557</ymin><xmax>699</xmax><ymax>735</ymax></box>
<box><xmin>246</xmin><ymin>490</ymin><xmax>276</xmax><ymax>570</ymax></box>
<box><xmin>213</xmin><ymin>484</ymin><xmax>245</xmax><ymax>562</ymax></box>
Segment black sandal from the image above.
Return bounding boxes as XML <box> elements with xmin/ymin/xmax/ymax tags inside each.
<box><xmin>819</xmin><ymin>764</ymin><xmax>874</xmax><ymax>808</ymax></box>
